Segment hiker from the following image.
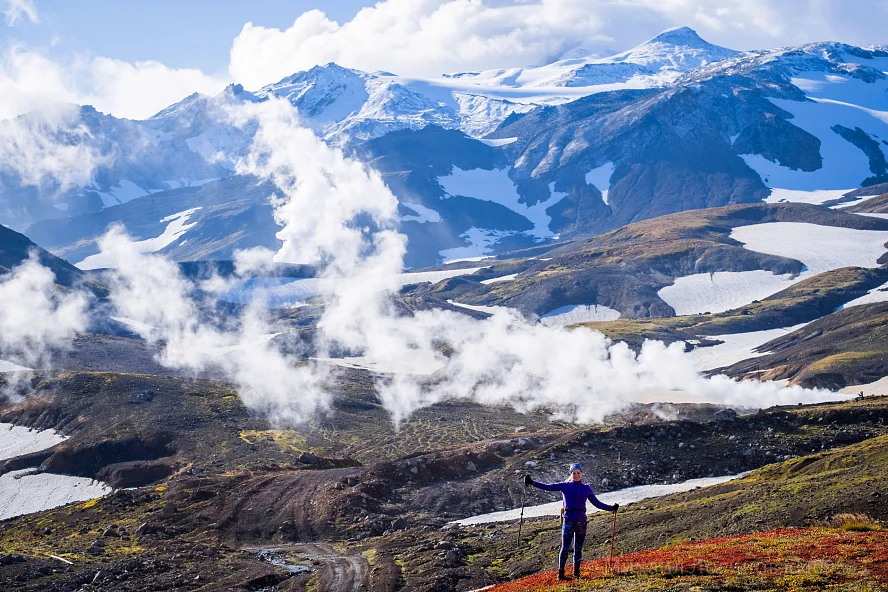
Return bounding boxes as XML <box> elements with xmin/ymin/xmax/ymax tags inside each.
<box><xmin>525</xmin><ymin>463</ymin><xmax>618</xmax><ymax>580</ymax></box>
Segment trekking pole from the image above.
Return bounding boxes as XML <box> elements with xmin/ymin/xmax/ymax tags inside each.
<box><xmin>516</xmin><ymin>482</ymin><xmax>527</xmax><ymax>546</ymax></box>
<box><xmin>609</xmin><ymin>509</ymin><xmax>617</xmax><ymax>574</ymax></box>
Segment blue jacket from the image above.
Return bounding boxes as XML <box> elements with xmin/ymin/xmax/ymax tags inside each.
<box><xmin>531</xmin><ymin>479</ymin><xmax>615</xmax><ymax>522</ymax></box>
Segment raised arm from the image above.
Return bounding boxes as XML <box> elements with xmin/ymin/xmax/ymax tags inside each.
<box><xmin>530</xmin><ymin>479</ymin><xmax>566</xmax><ymax>492</ymax></box>
<box><xmin>588</xmin><ymin>489</ymin><xmax>617</xmax><ymax>512</ymax></box>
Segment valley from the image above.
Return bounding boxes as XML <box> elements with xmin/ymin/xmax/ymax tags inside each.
<box><xmin>2</xmin><ymin>15</ymin><xmax>888</xmax><ymax>592</ymax></box>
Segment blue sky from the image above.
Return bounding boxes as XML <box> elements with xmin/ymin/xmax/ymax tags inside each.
<box><xmin>3</xmin><ymin>0</ymin><xmax>888</xmax><ymax>120</ymax></box>
<box><xmin>9</xmin><ymin>0</ymin><xmax>370</xmax><ymax>75</ymax></box>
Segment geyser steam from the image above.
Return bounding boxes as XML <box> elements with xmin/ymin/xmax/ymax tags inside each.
<box><xmin>214</xmin><ymin>98</ymin><xmax>833</xmax><ymax>426</ymax></box>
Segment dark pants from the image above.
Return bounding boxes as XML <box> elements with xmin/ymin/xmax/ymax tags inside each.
<box><xmin>559</xmin><ymin>519</ymin><xmax>587</xmax><ymax>573</ymax></box>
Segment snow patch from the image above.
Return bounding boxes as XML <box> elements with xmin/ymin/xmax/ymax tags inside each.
<box><xmin>479</xmin><ymin>137</ymin><xmax>517</xmax><ymax>147</ymax></box>
<box><xmin>94</xmin><ymin>179</ymin><xmax>148</xmax><ymax>207</ymax></box>
<box><xmin>840</xmin><ymin>376</ymin><xmax>888</xmax><ymax>397</ymax></box>
<box><xmin>443</xmin><ymin>255</ymin><xmax>494</xmax><ymax>265</ymax></box>
<box><xmin>539</xmin><ymin>304</ymin><xmax>621</xmax><ymax>327</ymax></box>
<box><xmin>585</xmin><ymin>162</ymin><xmax>615</xmax><ymax>204</ymax></box>
<box><xmin>439</xmin><ymin>228</ymin><xmax>516</xmax><ymax>262</ymax></box>
<box><xmin>659</xmin><ymin>271</ymin><xmax>797</xmax><ymax>316</ymax></box>
<box><xmin>316</xmin><ymin>352</ymin><xmax>445</xmax><ymax>376</ymax></box>
<box><xmin>221</xmin><ymin>268</ymin><xmax>484</xmax><ymax>308</ymax></box>
<box><xmin>446</xmin><ymin>300</ymin><xmax>512</xmax><ymax>315</ymax></box>
<box><xmin>76</xmin><ymin>207</ymin><xmax>202</xmax><ymax>270</ymax></box>
<box><xmin>837</xmin><ymin>280</ymin><xmax>888</xmax><ymax>310</ymax></box>
<box><xmin>0</xmin><ymin>359</ymin><xmax>31</xmax><ymax>372</ymax></box>
<box><xmin>689</xmin><ymin>324</ymin><xmax>807</xmax><ymax>372</ymax></box>
<box><xmin>764</xmin><ymin>188</ymin><xmax>853</xmax><ymax>205</ymax></box>
<box><xmin>0</xmin><ymin>423</ymin><xmax>66</xmax><ymax>461</ymax></box>
<box><xmin>480</xmin><ymin>273</ymin><xmax>518</xmax><ymax>285</ymax></box>
<box><xmin>0</xmin><ymin>470</ymin><xmax>111</xmax><ymax>521</ymax></box>
<box><xmin>438</xmin><ymin>167</ymin><xmax>565</xmax><ymax>237</ymax></box>
<box><xmin>401</xmin><ymin>202</ymin><xmax>442</xmax><ymax>224</ymax></box>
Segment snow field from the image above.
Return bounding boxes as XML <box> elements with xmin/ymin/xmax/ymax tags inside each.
<box><xmin>0</xmin><ymin>422</ymin><xmax>111</xmax><ymax>520</ymax></box>
<box><xmin>730</xmin><ymin>222</ymin><xmax>888</xmax><ymax>276</ymax></box>
<box><xmin>659</xmin><ymin>271</ymin><xmax>796</xmax><ymax>316</ymax></box>
<box><xmin>660</xmin><ymin>222</ymin><xmax>888</xmax><ymax>316</ymax></box>
<box><xmin>740</xmin><ymin>82</ymin><xmax>888</xmax><ymax>202</ymax></box>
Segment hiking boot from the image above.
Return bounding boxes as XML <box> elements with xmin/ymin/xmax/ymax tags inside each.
<box><xmin>574</xmin><ymin>563</ymin><xmax>582</xmax><ymax>579</ymax></box>
<box><xmin>557</xmin><ymin>569</ymin><xmax>570</xmax><ymax>581</ymax></box>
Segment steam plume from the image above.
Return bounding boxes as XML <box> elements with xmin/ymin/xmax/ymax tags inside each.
<box><xmin>0</xmin><ymin>254</ymin><xmax>88</xmax><ymax>397</ymax></box>
<box><xmin>220</xmin><ymin>98</ymin><xmax>836</xmax><ymax>426</ymax></box>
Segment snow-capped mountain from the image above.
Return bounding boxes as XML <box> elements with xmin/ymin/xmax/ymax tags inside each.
<box><xmin>254</xmin><ymin>63</ymin><xmax>533</xmax><ymax>140</ymax></box>
<box><xmin>7</xmin><ymin>28</ymin><xmax>888</xmax><ymax>268</ymax></box>
<box><xmin>0</xmin><ymin>27</ymin><xmax>738</xmax><ymax>234</ymax></box>
<box><xmin>441</xmin><ymin>27</ymin><xmax>737</xmax><ymax>96</ymax></box>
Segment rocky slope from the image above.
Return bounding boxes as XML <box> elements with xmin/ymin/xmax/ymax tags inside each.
<box><xmin>0</xmin><ymin>366</ymin><xmax>886</xmax><ymax>591</ymax></box>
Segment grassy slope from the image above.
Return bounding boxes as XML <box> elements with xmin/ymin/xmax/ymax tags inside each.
<box><xmin>722</xmin><ymin>302</ymin><xmax>888</xmax><ymax>388</ymax></box>
<box><xmin>847</xmin><ymin>192</ymin><xmax>888</xmax><ymax>214</ymax></box>
<box><xmin>373</xmin><ymin>415</ymin><xmax>888</xmax><ymax>590</ymax></box>
<box><xmin>574</xmin><ymin>266</ymin><xmax>888</xmax><ymax>349</ymax></box>
<box><xmin>491</xmin><ymin>528</ymin><xmax>888</xmax><ymax>591</ymax></box>
<box><xmin>1</xmin><ymin>392</ymin><xmax>887</xmax><ymax>590</ymax></box>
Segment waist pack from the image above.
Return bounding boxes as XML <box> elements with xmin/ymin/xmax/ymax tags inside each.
<box><xmin>560</xmin><ymin>507</ymin><xmax>585</xmax><ymax>525</ymax></box>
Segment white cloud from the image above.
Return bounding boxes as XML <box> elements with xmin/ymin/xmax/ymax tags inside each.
<box><xmin>228</xmin><ymin>0</ymin><xmax>888</xmax><ymax>89</ymax></box>
<box><xmin>0</xmin><ymin>45</ymin><xmax>228</xmax><ymax>121</ymax></box>
<box><xmin>0</xmin><ymin>254</ymin><xmax>88</xmax><ymax>369</ymax></box>
<box><xmin>99</xmin><ymin>225</ymin><xmax>330</xmax><ymax>424</ymax></box>
<box><xmin>87</xmin><ymin>57</ymin><xmax>228</xmax><ymax>120</ymax></box>
<box><xmin>3</xmin><ymin>0</ymin><xmax>38</xmax><ymax>26</ymax></box>
<box><xmin>0</xmin><ymin>103</ymin><xmax>105</xmax><ymax>189</ymax></box>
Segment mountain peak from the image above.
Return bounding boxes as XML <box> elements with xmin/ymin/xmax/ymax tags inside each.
<box><xmin>647</xmin><ymin>26</ymin><xmax>708</xmax><ymax>47</ymax></box>
<box><xmin>600</xmin><ymin>25</ymin><xmax>737</xmax><ymax>70</ymax></box>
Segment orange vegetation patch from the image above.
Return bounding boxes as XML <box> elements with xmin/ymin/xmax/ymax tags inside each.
<box><xmin>491</xmin><ymin>528</ymin><xmax>888</xmax><ymax>591</ymax></box>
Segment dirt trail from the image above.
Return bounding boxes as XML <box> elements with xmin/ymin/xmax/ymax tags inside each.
<box><xmin>248</xmin><ymin>542</ymin><xmax>370</xmax><ymax>591</ymax></box>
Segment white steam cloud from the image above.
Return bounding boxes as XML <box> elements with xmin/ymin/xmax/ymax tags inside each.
<box><xmin>99</xmin><ymin>226</ymin><xmax>328</xmax><ymax>424</ymax></box>
<box><xmin>0</xmin><ymin>254</ymin><xmax>88</xmax><ymax>372</ymax></box>
<box><xmin>0</xmin><ymin>104</ymin><xmax>104</xmax><ymax>191</ymax></box>
<box><xmin>222</xmin><ymin>98</ymin><xmax>833</xmax><ymax>427</ymax></box>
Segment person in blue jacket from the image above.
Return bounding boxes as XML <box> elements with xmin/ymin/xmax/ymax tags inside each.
<box><xmin>525</xmin><ymin>463</ymin><xmax>618</xmax><ymax>580</ymax></box>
